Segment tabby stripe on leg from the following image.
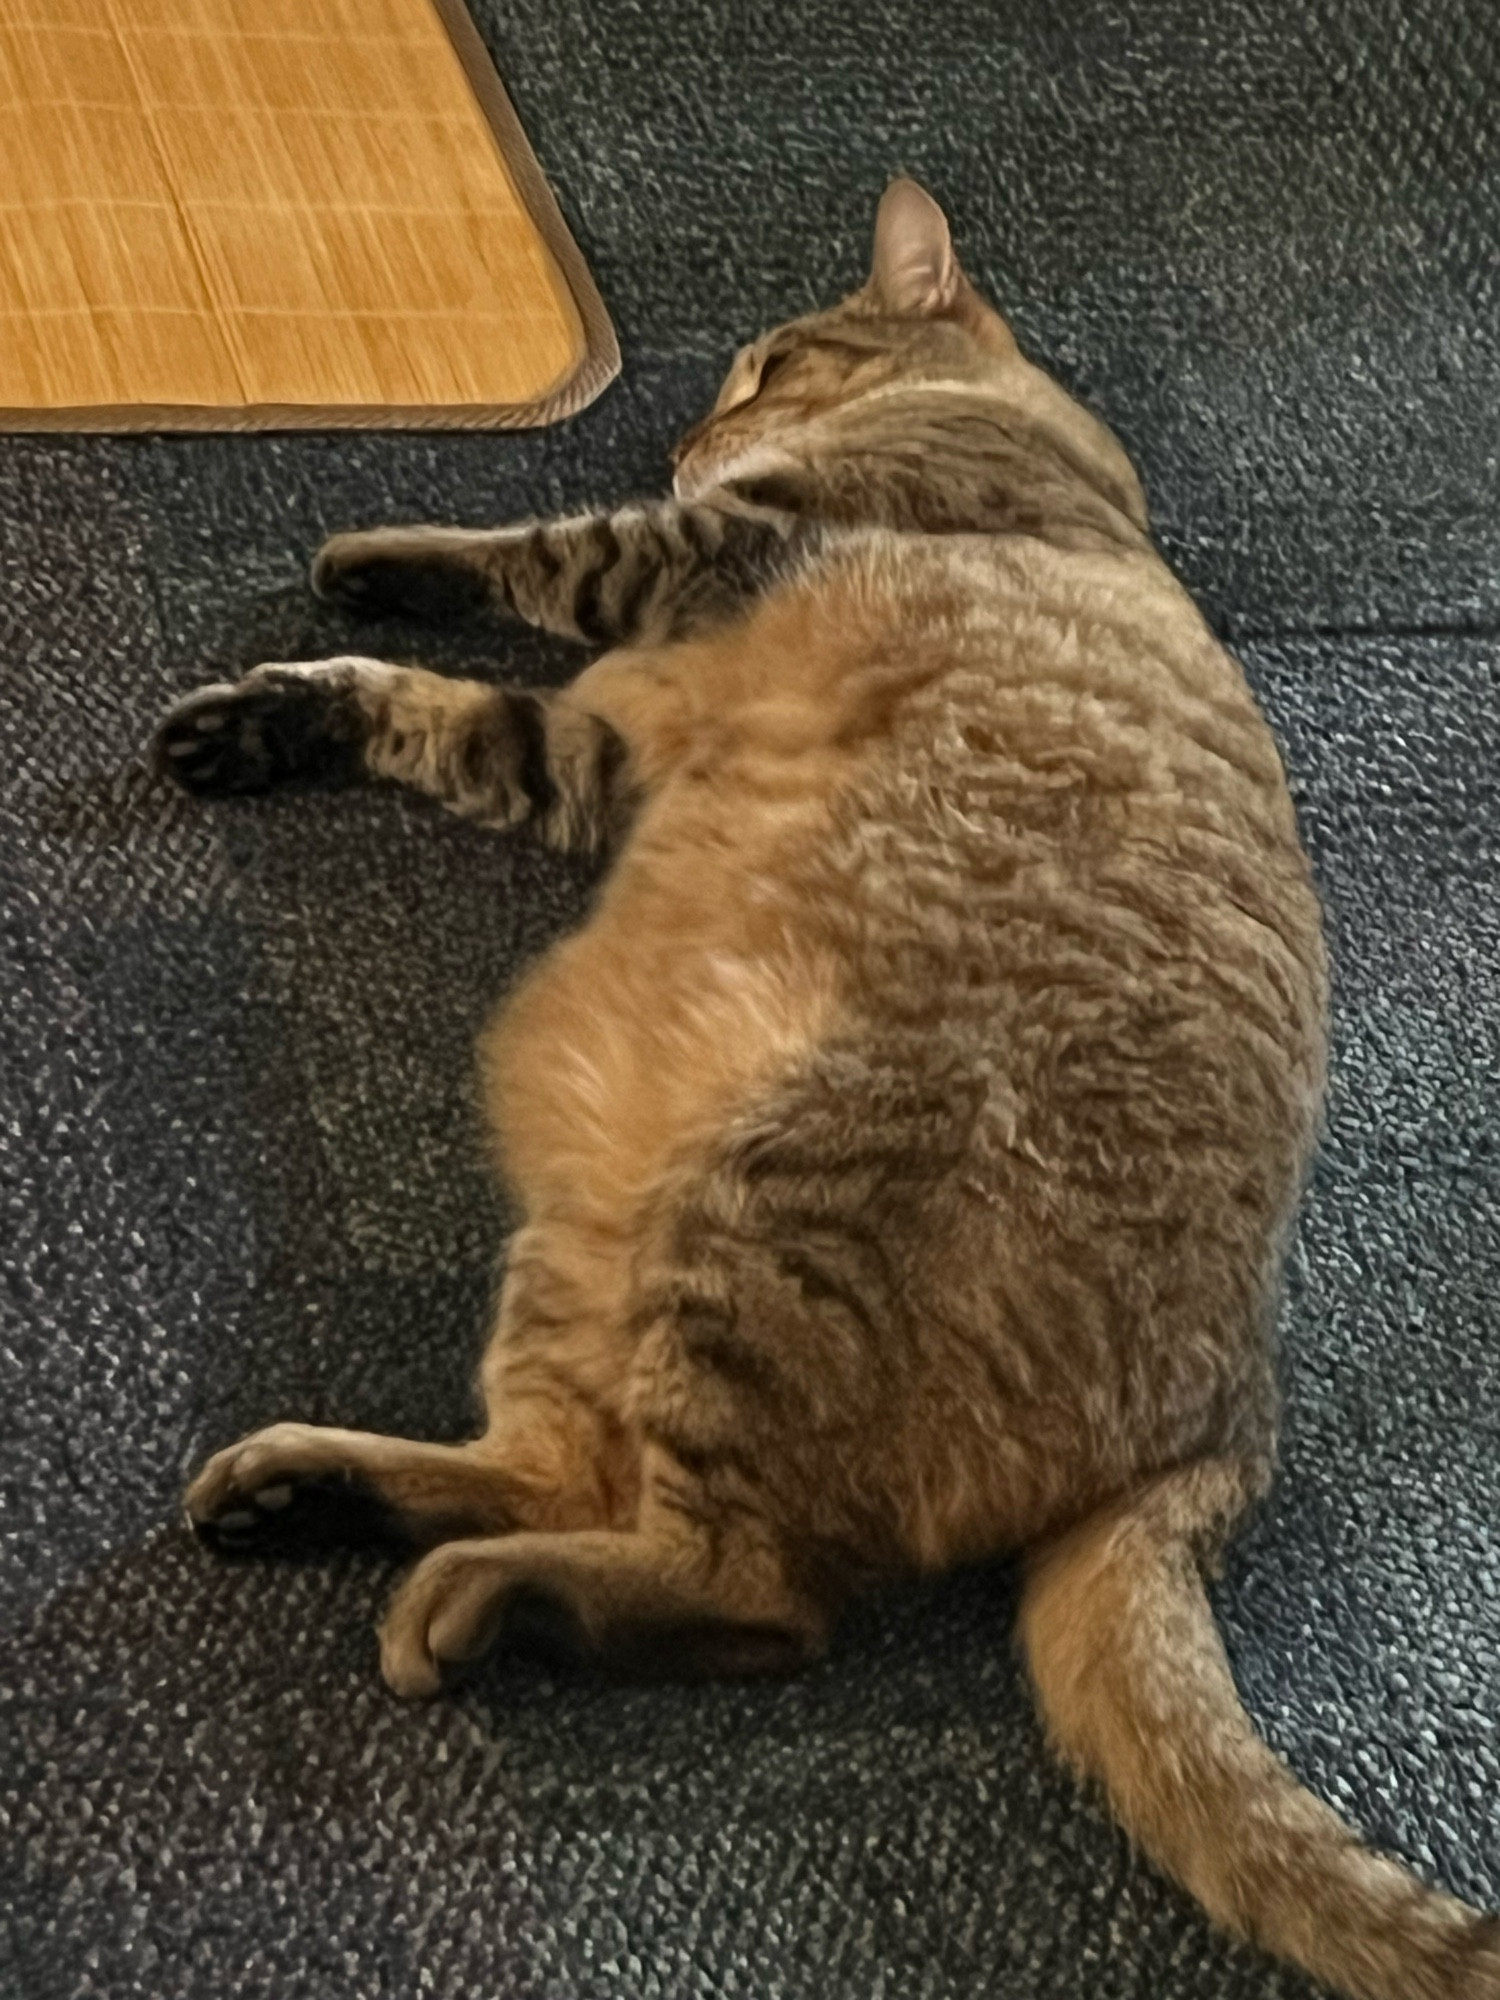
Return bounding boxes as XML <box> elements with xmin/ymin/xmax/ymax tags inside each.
<box><xmin>157</xmin><ymin>658</ymin><xmax>631</xmax><ymax>855</ymax></box>
<box><xmin>313</xmin><ymin>504</ymin><xmax>799</xmax><ymax>647</ymax></box>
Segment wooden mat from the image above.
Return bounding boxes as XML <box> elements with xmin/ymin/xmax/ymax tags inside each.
<box><xmin>0</xmin><ymin>0</ymin><xmax>618</xmax><ymax>430</ymax></box>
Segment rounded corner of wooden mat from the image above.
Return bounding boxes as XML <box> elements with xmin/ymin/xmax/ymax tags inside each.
<box><xmin>0</xmin><ymin>0</ymin><xmax>619</xmax><ymax>432</ymax></box>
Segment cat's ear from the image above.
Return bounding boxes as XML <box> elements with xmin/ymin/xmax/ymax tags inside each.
<box><xmin>869</xmin><ymin>179</ymin><xmax>961</xmax><ymax>315</ymax></box>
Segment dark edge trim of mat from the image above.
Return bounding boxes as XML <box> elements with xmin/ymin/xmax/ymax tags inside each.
<box><xmin>0</xmin><ymin>0</ymin><xmax>620</xmax><ymax>436</ymax></box>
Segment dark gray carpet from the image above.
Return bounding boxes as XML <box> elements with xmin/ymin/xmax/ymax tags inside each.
<box><xmin>3</xmin><ymin>1</ymin><xmax>1498</xmax><ymax>1995</ymax></box>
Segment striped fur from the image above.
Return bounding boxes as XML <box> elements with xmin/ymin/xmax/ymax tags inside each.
<box><xmin>312</xmin><ymin>501</ymin><xmax>802</xmax><ymax>646</ymax></box>
<box><xmin>159</xmin><ymin>179</ymin><xmax>1497</xmax><ymax>2000</ymax></box>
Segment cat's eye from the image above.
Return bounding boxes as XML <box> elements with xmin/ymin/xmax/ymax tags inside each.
<box><xmin>716</xmin><ymin>348</ymin><xmax>763</xmax><ymax>413</ymax></box>
<box><xmin>716</xmin><ymin>345</ymin><xmax>791</xmax><ymax>418</ymax></box>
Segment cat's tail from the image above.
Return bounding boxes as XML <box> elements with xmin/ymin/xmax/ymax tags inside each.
<box><xmin>1019</xmin><ymin>1459</ymin><xmax>1500</xmax><ymax>2000</ymax></box>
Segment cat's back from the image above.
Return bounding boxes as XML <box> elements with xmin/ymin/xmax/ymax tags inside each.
<box><xmin>801</xmin><ymin>529</ymin><xmax>1327</xmax><ymax>1505</ymax></box>
<box><xmin>819</xmin><ymin>527</ymin><xmax>1326</xmax><ymax>1079</ymax></box>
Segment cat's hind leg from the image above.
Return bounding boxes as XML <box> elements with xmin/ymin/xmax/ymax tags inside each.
<box><xmin>185</xmin><ymin>1254</ymin><xmax>636</xmax><ymax>1558</ymax></box>
<box><xmin>185</xmin><ymin>1426</ymin><xmax>520</xmax><ymax>1554</ymax></box>
<box><xmin>377</xmin><ymin>1450</ymin><xmax>827</xmax><ymax>1696</ymax></box>
<box><xmin>185</xmin><ymin>1397</ymin><xmax>617</xmax><ymax>1556</ymax></box>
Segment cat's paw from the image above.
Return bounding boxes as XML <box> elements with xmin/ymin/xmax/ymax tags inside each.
<box><xmin>154</xmin><ymin>663</ymin><xmax>371</xmax><ymax>796</ymax></box>
<box><xmin>379</xmin><ymin>1544</ymin><xmax>586</xmax><ymax>1697</ymax></box>
<box><xmin>312</xmin><ymin>528</ymin><xmax>493</xmax><ymax>620</ymax></box>
<box><xmin>185</xmin><ymin>1422</ymin><xmax>398</xmax><ymax>1554</ymax></box>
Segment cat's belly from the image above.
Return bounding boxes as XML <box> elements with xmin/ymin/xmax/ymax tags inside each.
<box><xmin>475</xmin><ymin>774</ymin><xmax>847</xmax><ymax>1244</ymax></box>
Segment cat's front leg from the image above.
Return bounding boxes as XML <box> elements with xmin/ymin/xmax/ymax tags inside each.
<box><xmin>312</xmin><ymin>502</ymin><xmax>791</xmax><ymax>646</ymax></box>
<box><xmin>154</xmin><ymin>658</ymin><xmax>630</xmax><ymax>852</ymax></box>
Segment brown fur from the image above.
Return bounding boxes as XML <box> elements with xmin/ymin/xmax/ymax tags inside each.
<box><xmin>157</xmin><ymin>181</ymin><xmax>1498</xmax><ymax>2000</ymax></box>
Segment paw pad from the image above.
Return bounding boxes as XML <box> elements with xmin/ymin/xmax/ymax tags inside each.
<box><xmin>154</xmin><ymin>670</ymin><xmax>368</xmax><ymax>796</ymax></box>
<box><xmin>312</xmin><ymin>532</ymin><xmax>491</xmax><ymax>620</ymax></box>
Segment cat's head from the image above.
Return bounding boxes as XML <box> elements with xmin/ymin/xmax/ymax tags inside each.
<box><xmin>672</xmin><ymin>180</ymin><xmax>1147</xmax><ymax>534</ymax></box>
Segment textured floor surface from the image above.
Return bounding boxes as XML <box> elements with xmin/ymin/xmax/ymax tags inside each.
<box><xmin>2</xmin><ymin>1</ymin><xmax>1498</xmax><ymax>1996</ymax></box>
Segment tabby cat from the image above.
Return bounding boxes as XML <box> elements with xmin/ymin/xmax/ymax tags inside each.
<box><xmin>155</xmin><ymin>182</ymin><xmax>1498</xmax><ymax>2000</ymax></box>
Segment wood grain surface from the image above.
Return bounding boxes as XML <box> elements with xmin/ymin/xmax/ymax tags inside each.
<box><xmin>0</xmin><ymin>0</ymin><xmax>617</xmax><ymax>428</ymax></box>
